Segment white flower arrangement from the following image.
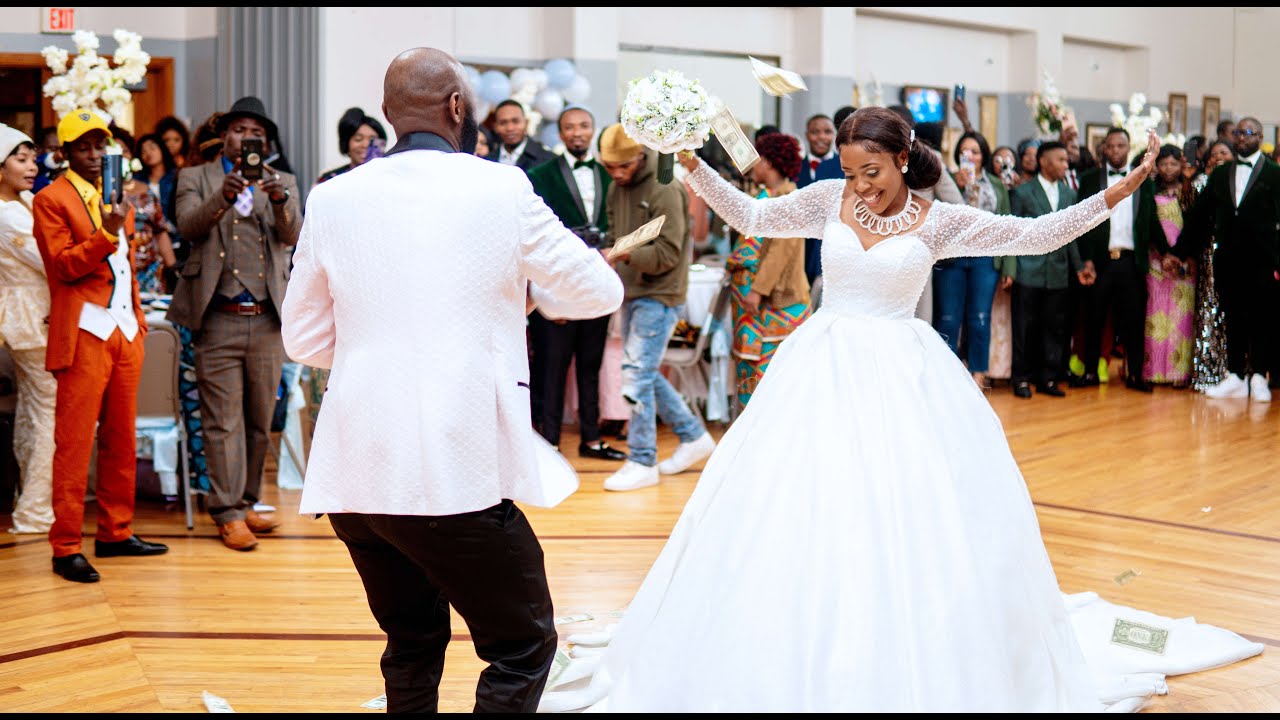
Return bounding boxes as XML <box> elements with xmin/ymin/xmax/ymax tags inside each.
<box><xmin>42</xmin><ymin>28</ymin><xmax>151</xmax><ymax>124</ymax></box>
<box><xmin>1028</xmin><ymin>69</ymin><xmax>1073</xmax><ymax>140</ymax></box>
<box><xmin>1109</xmin><ymin>93</ymin><xmax>1181</xmax><ymax>161</ymax></box>
<box><xmin>620</xmin><ymin>70</ymin><xmax>714</xmax><ymax>154</ymax></box>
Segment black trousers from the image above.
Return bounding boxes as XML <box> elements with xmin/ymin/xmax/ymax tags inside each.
<box><xmin>1012</xmin><ymin>284</ymin><xmax>1069</xmax><ymax>387</ymax></box>
<box><xmin>329</xmin><ymin>502</ymin><xmax>556</xmax><ymax>713</ymax></box>
<box><xmin>528</xmin><ymin>311</ymin><xmax>609</xmax><ymax>447</ymax></box>
<box><xmin>1085</xmin><ymin>251</ymin><xmax>1147</xmax><ymax>380</ymax></box>
<box><xmin>1216</xmin><ymin>257</ymin><xmax>1279</xmax><ymax>377</ymax></box>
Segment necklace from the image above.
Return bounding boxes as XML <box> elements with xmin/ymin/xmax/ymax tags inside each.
<box><xmin>853</xmin><ymin>193</ymin><xmax>921</xmax><ymax>236</ymax></box>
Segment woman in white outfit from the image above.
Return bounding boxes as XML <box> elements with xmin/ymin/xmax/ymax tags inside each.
<box><xmin>0</xmin><ymin>124</ymin><xmax>56</xmax><ymax>534</ymax></box>
<box><xmin>541</xmin><ymin>109</ymin><xmax>1260</xmax><ymax>712</ymax></box>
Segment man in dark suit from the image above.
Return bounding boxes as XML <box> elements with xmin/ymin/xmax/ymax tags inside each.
<box><xmin>1074</xmin><ymin>127</ymin><xmax>1160</xmax><ymax>392</ymax></box>
<box><xmin>526</xmin><ymin>107</ymin><xmax>626</xmax><ymax>461</ymax></box>
<box><xmin>798</xmin><ymin>106</ymin><xmax>855</xmax><ymax>291</ymax></box>
<box><xmin>1174</xmin><ymin>116</ymin><xmax>1279</xmax><ymax>401</ymax></box>
<box><xmin>1006</xmin><ymin>141</ymin><xmax>1094</xmax><ymax>398</ymax></box>
<box><xmin>168</xmin><ymin>96</ymin><xmax>302</xmax><ymax>550</ymax></box>
<box><xmin>488</xmin><ymin>99</ymin><xmax>554</xmax><ymax>171</ymax></box>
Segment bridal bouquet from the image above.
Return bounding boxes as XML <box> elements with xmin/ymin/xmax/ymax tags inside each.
<box><xmin>620</xmin><ymin>69</ymin><xmax>714</xmax><ymax>183</ymax></box>
<box><xmin>41</xmin><ymin>29</ymin><xmax>150</xmax><ymax>123</ymax></box>
<box><xmin>1110</xmin><ymin>93</ymin><xmax>1180</xmax><ymax>162</ymax></box>
<box><xmin>1028</xmin><ymin>69</ymin><xmax>1073</xmax><ymax>139</ymax></box>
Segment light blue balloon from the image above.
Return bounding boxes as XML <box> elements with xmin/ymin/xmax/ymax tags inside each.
<box><xmin>479</xmin><ymin>70</ymin><xmax>512</xmax><ymax>104</ymax></box>
<box><xmin>543</xmin><ymin>58</ymin><xmax>577</xmax><ymax>90</ymax></box>
<box><xmin>464</xmin><ymin>65</ymin><xmax>481</xmax><ymax>90</ymax></box>
<box><xmin>539</xmin><ymin>122</ymin><xmax>561</xmax><ymax>149</ymax></box>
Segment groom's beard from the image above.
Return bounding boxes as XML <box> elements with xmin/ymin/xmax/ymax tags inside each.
<box><xmin>459</xmin><ymin>110</ymin><xmax>480</xmax><ymax>155</ymax></box>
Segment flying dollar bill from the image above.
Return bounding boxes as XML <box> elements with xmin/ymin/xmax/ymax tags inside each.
<box><xmin>1111</xmin><ymin>619</ymin><xmax>1169</xmax><ymax>655</ymax></box>
<box><xmin>709</xmin><ymin>106</ymin><xmax>760</xmax><ymax>175</ymax></box>
<box><xmin>608</xmin><ymin>215</ymin><xmax>666</xmax><ymax>259</ymax></box>
<box><xmin>361</xmin><ymin>695</ymin><xmax>388</xmax><ymax>710</ymax></box>
<box><xmin>749</xmin><ymin>56</ymin><xmax>808</xmax><ymax>97</ymax></box>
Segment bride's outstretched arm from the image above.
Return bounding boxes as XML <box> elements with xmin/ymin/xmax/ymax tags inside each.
<box><xmin>680</xmin><ymin>153</ymin><xmax>838</xmax><ymax>240</ymax></box>
<box><xmin>928</xmin><ymin>131</ymin><xmax>1160</xmax><ymax>260</ymax></box>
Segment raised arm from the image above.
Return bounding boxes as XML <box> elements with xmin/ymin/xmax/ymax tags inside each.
<box><xmin>680</xmin><ymin>154</ymin><xmax>838</xmax><ymax>239</ymax></box>
<box><xmin>929</xmin><ymin>131</ymin><xmax>1159</xmax><ymax>260</ymax></box>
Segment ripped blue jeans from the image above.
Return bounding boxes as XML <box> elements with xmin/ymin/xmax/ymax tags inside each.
<box><xmin>621</xmin><ymin>298</ymin><xmax>707</xmax><ymax>467</ymax></box>
<box><xmin>933</xmin><ymin>257</ymin><xmax>1000</xmax><ymax>373</ymax></box>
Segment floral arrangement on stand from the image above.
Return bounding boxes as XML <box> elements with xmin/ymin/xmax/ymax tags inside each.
<box><xmin>466</xmin><ymin>58</ymin><xmax>593</xmax><ymax>152</ymax></box>
<box><xmin>620</xmin><ymin>69</ymin><xmax>714</xmax><ymax>184</ymax></box>
<box><xmin>1028</xmin><ymin>69</ymin><xmax>1074</xmax><ymax>140</ymax></box>
<box><xmin>1109</xmin><ymin>93</ymin><xmax>1182</xmax><ymax>162</ymax></box>
<box><xmin>41</xmin><ymin>29</ymin><xmax>150</xmax><ymax>125</ymax></box>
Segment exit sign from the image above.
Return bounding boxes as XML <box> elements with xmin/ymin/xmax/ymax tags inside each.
<box><xmin>41</xmin><ymin>7</ymin><xmax>77</xmax><ymax>34</ymax></box>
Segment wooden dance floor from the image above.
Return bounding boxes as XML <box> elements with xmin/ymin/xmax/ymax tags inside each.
<box><xmin>1</xmin><ymin>386</ymin><xmax>1277</xmax><ymax>712</ymax></box>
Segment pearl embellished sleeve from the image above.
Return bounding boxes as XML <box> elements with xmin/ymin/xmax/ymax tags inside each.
<box><xmin>686</xmin><ymin>159</ymin><xmax>841</xmax><ymax>239</ymax></box>
<box><xmin>921</xmin><ymin>193</ymin><xmax>1112</xmax><ymax>260</ymax></box>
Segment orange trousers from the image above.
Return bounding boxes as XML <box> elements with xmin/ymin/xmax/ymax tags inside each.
<box><xmin>49</xmin><ymin>329</ymin><xmax>144</xmax><ymax>557</ymax></box>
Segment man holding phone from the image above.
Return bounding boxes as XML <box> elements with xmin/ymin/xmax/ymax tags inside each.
<box><xmin>33</xmin><ymin>109</ymin><xmax>169</xmax><ymax>582</ymax></box>
<box><xmin>169</xmin><ymin>96</ymin><xmax>301</xmax><ymax>551</ymax></box>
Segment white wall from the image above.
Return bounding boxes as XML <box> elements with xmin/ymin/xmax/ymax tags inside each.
<box><xmin>0</xmin><ymin>7</ymin><xmax>216</xmax><ymax>40</ymax></box>
<box><xmin>854</xmin><ymin>15</ymin><xmax>1012</xmax><ymax>95</ymax></box>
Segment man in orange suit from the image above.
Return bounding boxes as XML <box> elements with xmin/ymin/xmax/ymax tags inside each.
<box><xmin>33</xmin><ymin>110</ymin><xmax>168</xmax><ymax>583</ymax></box>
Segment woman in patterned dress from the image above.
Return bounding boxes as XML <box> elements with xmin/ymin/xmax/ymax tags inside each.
<box><xmin>1144</xmin><ymin>145</ymin><xmax>1196</xmax><ymax>385</ymax></box>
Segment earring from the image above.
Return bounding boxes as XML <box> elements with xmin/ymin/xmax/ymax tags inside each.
<box><xmin>901</xmin><ymin>164</ymin><xmax>909</xmax><ymax>174</ymax></box>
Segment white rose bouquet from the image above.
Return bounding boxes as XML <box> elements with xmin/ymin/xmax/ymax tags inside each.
<box><xmin>620</xmin><ymin>69</ymin><xmax>714</xmax><ymax>183</ymax></box>
<box><xmin>1110</xmin><ymin>93</ymin><xmax>1180</xmax><ymax>162</ymax></box>
<box><xmin>42</xmin><ymin>28</ymin><xmax>151</xmax><ymax>125</ymax></box>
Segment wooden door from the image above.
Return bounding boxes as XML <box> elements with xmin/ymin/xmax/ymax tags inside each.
<box><xmin>0</xmin><ymin>53</ymin><xmax>173</xmax><ymax>139</ymax></box>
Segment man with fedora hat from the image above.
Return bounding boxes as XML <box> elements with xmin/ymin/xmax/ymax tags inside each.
<box><xmin>33</xmin><ymin>109</ymin><xmax>169</xmax><ymax>582</ymax></box>
<box><xmin>169</xmin><ymin>96</ymin><xmax>301</xmax><ymax>550</ymax></box>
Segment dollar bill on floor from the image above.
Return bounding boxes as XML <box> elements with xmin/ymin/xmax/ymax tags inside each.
<box><xmin>1111</xmin><ymin>619</ymin><xmax>1169</xmax><ymax>655</ymax></box>
<box><xmin>554</xmin><ymin>613</ymin><xmax>595</xmax><ymax>626</ymax></box>
<box><xmin>546</xmin><ymin>648</ymin><xmax>574</xmax><ymax>689</ymax></box>
<box><xmin>361</xmin><ymin>695</ymin><xmax>387</xmax><ymax>710</ymax></box>
<box><xmin>709</xmin><ymin>106</ymin><xmax>760</xmax><ymax>175</ymax></box>
<box><xmin>607</xmin><ymin>216</ymin><xmax>666</xmax><ymax>259</ymax></box>
<box><xmin>202</xmin><ymin>691</ymin><xmax>235</xmax><ymax>713</ymax></box>
<box><xmin>1114</xmin><ymin>569</ymin><xmax>1141</xmax><ymax>585</ymax></box>
<box><xmin>748</xmin><ymin>56</ymin><xmax>808</xmax><ymax>97</ymax></box>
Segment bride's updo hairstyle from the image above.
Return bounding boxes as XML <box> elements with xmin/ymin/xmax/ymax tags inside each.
<box><xmin>836</xmin><ymin>107</ymin><xmax>942</xmax><ymax>191</ymax></box>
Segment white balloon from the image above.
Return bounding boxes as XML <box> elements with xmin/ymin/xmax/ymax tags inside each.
<box><xmin>533</xmin><ymin>88</ymin><xmax>564</xmax><ymax>119</ymax></box>
<box><xmin>510</xmin><ymin>67</ymin><xmax>534</xmax><ymax>91</ymax></box>
<box><xmin>528</xmin><ymin>68</ymin><xmax>549</xmax><ymax>91</ymax></box>
<box><xmin>563</xmin><ymin>74</ymin><xmax>591</xmax><ymax>105</ymax></box>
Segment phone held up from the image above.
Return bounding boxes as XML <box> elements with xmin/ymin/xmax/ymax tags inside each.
<box><xmin>954</xmin><ymin>84</ymin><xmax>966</xmax><ymax>104</ymax></box>
<box><xmin>101</xmin><ymin>153</ymin><xmax>125</xmax><ymax>206</ymax></box>
<box><xmin>240</xmin><ymin>137</ymin><xmax>265</xmax><ymax>181</ymax></box>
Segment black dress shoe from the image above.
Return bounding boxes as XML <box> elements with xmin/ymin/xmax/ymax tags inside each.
<box><xmin>1125</xmin><ymin>377</ymin><xmax>1155</xmax><ymax>393</ymax></box>
<box><xmin>1069</xmin><ymin>373</ymin><xmax>1100</xmax><ymax>388</ymax></box>
<box><xmin>1038</xmin><ymin>381</ymin><xmax>1066</xmax><ymax>397</ymax></box>
<box><xmin>579</xmin><ymin>441</ymin><xmax>628</xmax><ymax>461</ymax></box>
<box><xmin>1013</xmin><ymin>382</ymin><xmax>1033</xmax><ymax>399</ymax></box>
<box><xmin>95</xmin><ymin>535</ymin><xmax>169</xmax><ymax>558</ymax></box>
<box><xmin>53</xmin><ymin>553</ymin><xmax>100</xmax><ymax>583</ymax></box>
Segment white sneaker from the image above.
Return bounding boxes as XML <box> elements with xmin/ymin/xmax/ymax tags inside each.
<box><xmin>603</xmin><ymin>461</ymin><xmax>660</xmax><ymax>492</ymax></box>
<box><xmin>1250</xmin><ymin>374</ymin><xmax>1272</xmax><ymax>403</ymax></box>
<box><xmin>1204</xmin><ymin>374</ymin><xmax>1249</xmax><ymax>399</ymax></box>
<box><xmin>657</xmin><ymin>433</ymin><xmax>717</xmax><ymax>475</ymax></box>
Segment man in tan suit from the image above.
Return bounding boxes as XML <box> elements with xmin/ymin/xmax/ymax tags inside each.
<box><xmin>168</xmin><ymin>96</ymin><xmax>301</xmax><ymax>550</ymax></box>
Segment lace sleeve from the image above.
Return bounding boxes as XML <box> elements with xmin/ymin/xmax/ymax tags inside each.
<box><xmin>922</xmin><ymin>192</ymin><xmax>1112</xmax><ymax>260</ymax></box>
<box><xmin>686</xmin><ymin>159</ymin><xmax>840</xmax><ymax>239</ymax></box>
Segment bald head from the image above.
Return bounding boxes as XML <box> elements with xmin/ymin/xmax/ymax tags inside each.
<box><xmin>382</xmin><ymin>47</ymin><xmax>479</xmax><ymax>153</ymax></box>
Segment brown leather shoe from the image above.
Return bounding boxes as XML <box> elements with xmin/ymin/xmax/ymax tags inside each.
<box><xmin>218</xmin><ymin>520</ymin><xmax>258</xmax><ymax>551</ymax></box>
<box><xmin>244</xmin><ymin>509</ymin><xmax>281</xmax><ymax>534</ymax></box>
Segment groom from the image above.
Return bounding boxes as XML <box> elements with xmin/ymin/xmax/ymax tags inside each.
<box><xmin>281</xmin><ymin>48</ymin><xmax>623</xmax><ymax>712</ymax></box>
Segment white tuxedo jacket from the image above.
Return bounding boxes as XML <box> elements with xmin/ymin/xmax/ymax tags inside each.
<box><xmin>283</xmin><ymin>148</ymin><xmax>623</xmax><ymax>516</ymax></box>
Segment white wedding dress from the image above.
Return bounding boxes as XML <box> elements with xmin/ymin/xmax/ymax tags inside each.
<box><xmin>540</xmin><ymin>162</ymin><xmax>1262</xmax><ymax>713</ymax></box>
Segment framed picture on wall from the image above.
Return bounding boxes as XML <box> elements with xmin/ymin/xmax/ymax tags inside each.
<box><xmin>899</xmin><ymin>85</ymin><xmax>949</xmax><ymax>124</ymax></box>
<box><xmin>1202</xmin><ymin>96</ymin><xmax>1221</xmax><ymax>136</ymax></box>
<box><xmin>1085</xmin><ymin>123</ymin><xmax>1111</xmax><ymax>158</ymax></box>
<box><xmin>1168</xmin><ymin>93</ymin><xmax>1188</xmax><ymax>136</ymax></box>
<box><xmin>979</xmin><ymin>95</ymin><xmax>999</xmax><ymax>145</ymax></box>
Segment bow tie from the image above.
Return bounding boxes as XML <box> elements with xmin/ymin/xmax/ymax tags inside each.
<box><xmin>809</xmin><ymin>159</ymin><xmax>821</xmax><ymax>172</ymax></box>
<box><xmin>1108</xmin><ymin>169</ymin><xmax>1127</xmax><ymax>177</ymax></box>
<box><xmin>573</xmin><ymin>158</ymin><xmax>595</xmax><ymax>170</ymax></box>
<box><xmin>1237</xmin><ymin>159</ymin><xmax>1254</xmax><ymax>168</ymax></box>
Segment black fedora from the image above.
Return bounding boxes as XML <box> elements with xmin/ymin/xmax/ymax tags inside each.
<box><xmin>216</xmin><ymin>96</ymin><xmax>278</xmax><ymax>139</ymax></box>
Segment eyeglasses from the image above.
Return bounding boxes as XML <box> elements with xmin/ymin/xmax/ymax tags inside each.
<box><xmin>1232</xmin><ymin>128</ymin><xmax>1261</xmax><ymax>138</ymax></box>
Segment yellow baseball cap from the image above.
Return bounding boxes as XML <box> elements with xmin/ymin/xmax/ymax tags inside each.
<box><xmin>599</xmin><ymin>124</ymin><xmax>644</xmax><ymax>164</ymax></box>
<box><xmin>57</xmin><ymin>109</ymin><xmax>112</xmax><ymax>145</ymax></box>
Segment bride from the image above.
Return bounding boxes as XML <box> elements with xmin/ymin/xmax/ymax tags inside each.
<box><xmin>541</xmin><ymin>108</ymin><xmax>1259</xmax><ymax>712</ymax></box>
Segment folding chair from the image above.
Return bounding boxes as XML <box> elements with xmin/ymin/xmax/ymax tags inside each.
<box><xmin>136</xmin><ymin>323</ymin><xmax>195</xmax><ymax>529</ymax></box>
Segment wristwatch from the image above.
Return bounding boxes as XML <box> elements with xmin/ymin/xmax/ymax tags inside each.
<box><xmin>270</xmin><ymin>188</ymin><xmax>290</xmax><ymax>205</ymax></box>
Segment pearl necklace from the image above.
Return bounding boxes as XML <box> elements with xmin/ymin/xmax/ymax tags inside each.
<box><xmin>853</xmin><ymin>193</ymin><xmax>922</xmax><ymax>236</ymax></box>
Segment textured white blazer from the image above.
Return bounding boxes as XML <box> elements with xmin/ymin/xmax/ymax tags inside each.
<box><xmin>283</xmin><ymin>148</ymin><xmax>623</xmax><ymax>516</ymax></box>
